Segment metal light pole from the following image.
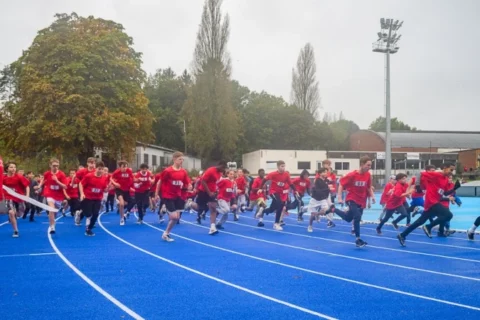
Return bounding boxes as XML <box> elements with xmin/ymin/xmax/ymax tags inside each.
<box><xmin>373</xmin><ymin>18</ymin><xmax>403</xmax><ymax>182</ymax></box>
<box><xmin>183</xmin><ymin>119</ymin><xmax>187</xmax><ymax>154</ymax></box>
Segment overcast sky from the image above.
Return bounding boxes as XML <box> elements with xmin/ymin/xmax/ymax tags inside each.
<box><xmin>1</xmin><ymin>0</ymin><xmax>479</xmax><ymax>130</ymax></box>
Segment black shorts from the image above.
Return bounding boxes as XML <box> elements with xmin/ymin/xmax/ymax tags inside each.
<box><xmin>115</xmin><ymin>189</ymin><xmax>131</xmax><ymax>203</ymax></box>
<box><xmin>196</xmin><ymin>191</ymin><xmax>217</xmax><ymax>207</ymax></box>
<box><xmin>149</xmin><ymin>191</ymin><xmax>155</xmax><ymax>198</ymax></box>
<box><xmin>164</xmin><ymin>198</ymin><xmax>185</xmax><ymax>212</ymax></box>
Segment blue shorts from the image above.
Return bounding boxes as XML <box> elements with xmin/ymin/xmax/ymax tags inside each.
<box><xmin>410</xmin><ymin>197</ymin><xmax>424</xmax><ymax>208</ymax></box>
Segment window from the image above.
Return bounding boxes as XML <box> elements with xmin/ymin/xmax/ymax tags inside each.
<box><xmin>266</xmin><ymin>161</ymin><xmax>277</xmax><ymax>169</ymax></box>
<box><xmin>297</xmin><ymin>161</ymin><xmax>310</xmax><ymax>170</ymax></box>
<box><xmin>335</xmin><ymin>162</ymin><xmax>349</xmax><ymax>170</ymax></box>
<box><xmin>143</xmin><ymin>153</ymin><xmax>149</xmax><ymax>165</ymax></box>
<box><xmin>152</xmin><ymin>155</ymin><xmax>157</xmax><ymax>166</ymax></box>
<box><xmin>334</xmin><ymin>162</ymin><xmax>342</xmax><ymax>170</ymax></box>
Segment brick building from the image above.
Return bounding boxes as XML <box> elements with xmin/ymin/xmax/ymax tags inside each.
<box><xmin>457</xmin><ymin>149</ymin><xmax>480</xmax><ymax>171</ymax></box>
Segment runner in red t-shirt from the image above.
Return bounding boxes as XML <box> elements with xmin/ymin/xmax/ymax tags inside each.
<box><xmin>3</xmin><ymin>161</ymin><xmax>30</xmax><ymax>237</ymax></box>
<box><xmin>74</xmin><ymin>157</ymin><xmax>96</xmax><ymax>225</ymax></box>
<box><xmin>260</xmin><ymin>160</ymin><xmax>298</xmax><ymax>231</ymax></box>
<box><xmin>291</xmin><ymin>169</ymin><xmax>311</xmax><ymax>221</ymax></box>
<box><xmin>133</xmin><ymin>163</ymin><xmax>154</xmax><ymax>223</ymax></box>
<box><xmin>398</xmin><ymin>163</ymin><xmax>457</xmax><ymax>246</ymax></box>
<box><xmin>249</xmin><ymin>169</ymin><xmax>268</xmax><ymax>226</ymax></box>
<box><xmin>37</xmin><ymin>158</ymin><xmax>67</xmax><ymax>234</ymax></box>
<box><xmin>64</xmin><ymin>169</ymin><xmax>81</xmax><ymax>222</ymax></box>
<box><xmin>376</xmin><ymin>173</ymin><xmax>413</xmax><ymax>234</ymax></box>
<box><xmin>156</xmin><ymin>152</ymin><xmax>191</xmax><ymax>242</ymax></box>
<box><xmin>110</xmin><ymin>160</ymin><xmax>134</xmax><ymax>225</ymax></box>
<box><xmin>234</xmin><ymin>168</ymin><xmax>248</xmax><ymax>221</ymax></box>
<box><xmin>334</xmin><ymin>156</ymin><xmax>375</xmax><ymax>248</ymax></box>
<box><xmin>187</xmin><ymin>160</ymin><xmax>227</xmax><ymax>235</ymax></box>
<box><xmin>215</xmin><ymin>169</ymin><xmax>237</xmax><ymax>229</ymax></box>
<box><xmin>80</xmin><ymin>161</ymin><xmax>110</xmax><ymax>236</ymax></box>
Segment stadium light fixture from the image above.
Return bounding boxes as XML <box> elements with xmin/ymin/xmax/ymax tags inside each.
<box><xmin>372</xmin><ymin>18</ymin><xmax>404</xmax><ymax>183</ymax></box>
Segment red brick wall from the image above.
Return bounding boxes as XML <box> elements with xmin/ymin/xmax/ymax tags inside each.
<box><xmin>349</xmin><ymin>131</ymin><xmax>385</xmax><ymax>151</ymax></box>
<box><xmin>458</xmin><ymin>149</ymin><xmax>479</xmax><ymax>170</ymax></box>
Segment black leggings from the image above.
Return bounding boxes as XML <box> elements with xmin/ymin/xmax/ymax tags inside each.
<box><xmin>82</xmin><ymin>199</ymin><xmax>101</xmax><ymax>230</ymax></box>
<box><xmin>378</xmin><ymin>204</ymin><xmax>408</xmax><ymax>229</ymax></box>
<box><xmin>333</xmin><ymin>201</ymin><xmax>363</xmax><ymax>237</ymax></box>
<box><xmin>475</xmin><ymin>216</ymin><xmax>480</xmax><ymax>227</ymax></box>
<box><xmin>68</xmin><ymin>198</ymin><xmax>81</xmax><ymax>214</ymax></box>
<box><xmin>135</xmin><ymin>191</ymin><xmax>150</xmax><ymax>220</ymax></box>
<box><xmin>268</xmin><ymin>194</ymin><xmax>286</xmax><ymax>224</ymax></box>
<box><xmin>401</xmin><ymin>203</ymin><xmax>453</xmax><ymax>238</ymax></box>
<box><xmin>106</xmin><ymin>194</ymin><xmax>115</xmax><ymax>212</ymax></box>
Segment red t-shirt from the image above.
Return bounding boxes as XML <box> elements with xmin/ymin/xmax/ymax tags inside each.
<box><xmin>339</xmin><ymin>170</ymin><xmax>372</xmax><ymax>208</ymax></box>
<box><xmin>421</xmin><ymin>171</ymin><xmax>451</xmax><ymax>211</ymax></box>
<box><xmin>326</xmin><ymin>172</ymin><xmax>337</xmax><ymax>193</ymax></box>
<box><xmin>386</xmin><ymin>182</ymin><xmax>408</xmax><ymax>210</ymax></box>
<box><xmin>160</xmin><ymin>166</ymin><xmax>190</xmax><ymax>200</ymax></box>
<box><xmin>151</xmin><ymin>173</ymin><xmax>162</xmax><ymax>192</ymax></box>
<box><xmin>235</xmin><ymin>176</ymin><xmax>247</xmax><ymax>195</ymax></box>
<box><xmin>76</xmin><ymin>168</ymin><xmax>95</xmax><ymax>181</ymax></box>
<box><xmin>292</xmin><ymin>177</ymin><xmax>310</xmax><ymax>196</ymax></box>
<box><xmin>249</xmin><ymin>177</ymin><xmax>265</xmax><ymax>201</ymax></box>
<box><xmin>217</xmin><ymin>178</ymin><xmax>236</xmax><ymax>201</ymax></box>
<box><xmin>410</xmin><ymin>176</ymin><xmax>425</xmax><ymax>198</ymax></box>
<box><xmin>111</xmin><ymin>168</ymin><xmax>134</xmax><ymax>191</ymax></box>
<box><xmin>197</xmin><ymin>167</ymin><xmax>222</xmax><ymax>194</ymax></box>
<box><xmin>43</xmin><ymin>170</ymin><xmax>68</xmax><ymax>201</ymax></box>
<box><xmin>134</xmin><ymin>171</ymin><xmax>152</xmax><ymax>193</ymax></box>
<box><xmin>65</xmin><ymin>177</ymin><xmax>80</xmax><ymax>199</ymax></box>
<box><xmin>380</xmin><ymin>182</ymin><xmax>395</xmax><ymax>205</ymax></box>
<box><xmin>266</xmin><ymin>171</ymin><xmax>293</xmax><ymax>202</ymax></box>
<box><xmin>3</xmin><ymin>174</ymin><xmax>30</xmax><ymax>202</ymax></box>
<box><xmin>81</xmin><ymin>173</ymin><xmax>109</xmax><ymax>201</ymax></box>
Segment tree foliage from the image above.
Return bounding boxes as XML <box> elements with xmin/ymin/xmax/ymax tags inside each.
<box><xmin>0</xmin><ymin>13</ymin><xmax>152</xmax><ymax>164</ymax></box>
<box><xmin>369</xmin><ymin>116</ymin><xmax>417</xmax><ymax>132</ymax></box>
<box><xmin>183</xmin><ymin>0</ymin><xmax>238</xmax><ymax>161</ymax></box>
<box><xmin>291</xmin><ymin>43</ymin><xmax>321</xmax><ymax>118</ymax></box>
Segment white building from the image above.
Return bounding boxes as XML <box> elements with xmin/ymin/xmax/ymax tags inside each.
<box><xmin>95</xmin><ymin>142</ymin><xmax>202</xmax><ymax>172</ymax></box>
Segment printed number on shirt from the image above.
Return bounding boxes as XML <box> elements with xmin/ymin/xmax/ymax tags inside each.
<box><xmin>172</xmin><ymin>180</ymin><xmax>182</xmax><ymax>186</ymax></box>
<box><xmin>354</xmin><ymin>181</ymin><xmax>366</xmax><ymax>187</ymax></box>
<box><xmin>226</xmin><ymin>188</ymin><xmax>233</xmax><ymax>193</ymax></box>
<box><xmin>283</xmin><ymin>189</ymin><xmax>289</xmax><ymax>194</ymax></box>
<box><xmin>50</xmin><ymin>185</ymin><xmax>60</xmax><ymax>190</ymax></box>
<box><xmin>92</xmin><ymin>188</ymin><xmax>101</xmax><ymax>193</ymax></box>
<box><xmin>121</xmin><ymin>173</ymin><xmax>130</xmax><ymax>178</ymax></box>
<box><xmin>277</xmin><ymin>182</ymin><xmax>285</xmax><ymax>187</ymax></box>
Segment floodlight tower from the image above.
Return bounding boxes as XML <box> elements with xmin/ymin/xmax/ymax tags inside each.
<box><xmin>373</xmin><ymin>18</ymin><xmax>403</xmax><ymax>183</ymax></box>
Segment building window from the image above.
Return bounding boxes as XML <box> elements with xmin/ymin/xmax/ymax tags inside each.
<box><xmin>297</xmin><ymin>161</ymin><xmax>311</xmax><ymax>170</ymax></box>
<box><xmin>143</xmin><ymin>153</ymin><xmax>149</xmax><ymax>165</ymax></box>
<box><xmin>266</xmin><ymin>161</ymin><xmax>277</xmax><ymax>170</ymax></box>
<box><xmin>335</xmin><ymin>162</ymin><xmax>350</xmax><ymax>170</ymax></box>
<box><xmin>334</xmin><ymin>162</ymin><xmax>342</xmax><ymax>170</ymax></box>
<box><xmin>152</xmin><ymin>155</ymin><xmax>157</xmax><ymax>166</ymax></box>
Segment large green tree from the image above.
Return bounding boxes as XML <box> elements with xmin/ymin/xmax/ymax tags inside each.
<box><xmin>369</xmin><ymin>116</ymin><xmax>417</xmax><ymax>132</ymax></box>
<box><xmin>0</xmin><ymin>13</ymin><xmax>152</xmax><ymax>164</ymax></box>
<box><xmin>145</xmin><ymin>68</ymin><xmax>189</xmax><ymax>151</ymax></box>
<box><xmin>183</xmin><ymin>0</ymin><xmax>239</xmax><ymax>161</ymax></box>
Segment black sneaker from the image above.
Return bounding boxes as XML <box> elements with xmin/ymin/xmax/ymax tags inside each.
<box><xmin>29</xmin><ymin>218</ymin><xmax>34</xmax><ymax>222</ymax></box>
<box><xmin>445</xmin><ymin>230</ymin><xmax>456</xmax><ymax>236</ymax></box>
<box><xmin>422</xmin><ymin>225</ymin><xmax>432</xmax><ymax>238</ymax></box>
<box><xmin>85</xmin><ymin>229</ymin><xmax>95</xmax><ymax>236</ymax></box>
<box><xmin>12</xmin><ymin>231</ymin><xmax>19</xmax><ymax>238</ymax></box>
<box><xmin>297</xmin><ymin>216</ymin><xmax>304</xmax><ymax>222</ymax></box>
<box><xmin>376</xmin><ymin>227</ymin><xmax>382</xmax><ymax>235</ymax></box>
<box><xmin>196</xmin><ymin>217</ymin><xmax>201</xmax><ymax>225</ymax></box>
<box><xmin>397</xmin><ymin>234</ymin><xmax>406</xmax><ymax>247</ymax></box>
<box><xmin>280</xmin><ymin>221</ymin><xmax>286</xmax><ymax>226</ymax></box>
<box><xmin>392</xmin><ymin>222</ymin><xmax>399</xmax><ymax>230</ymax></box>
<box><xmin>233</xmin><ymin>214</ymin><xmax>239</xmax><ymax>221</ymax></box>
<box><xmin>355</xmin><ymin>239</ymin><xmax>367</xmax><ymax>248</ymax></box>
<box><xmin>257</xmin><ymin>221</ymin><xmax>264</xmax><ymax>227</ymax></box>
<box><xmin>216</xmin><ymin>224</ymin><xmax>224</xmax><ymax>230</ymax></box>
<box><xmin>467</xmin><ymin>230</ymin><xmax>475</xmax><ymax>241</ymax></box>
<box><xmin>201</xmin><ymin>212</ymin><xmax>206</xmax><ymax>220</ymax></box>
<box><xmin>177</xmin><ymin>220</ymin><xmax>180</xmax><ymax>225</ymax></box>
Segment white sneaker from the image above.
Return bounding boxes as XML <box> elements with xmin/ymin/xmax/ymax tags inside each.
<box><xmin>162</xmin><ymin>234</ymin><xmax>175</xmax><ymax>242</ymax></box>
<box><xmin>209</xmin><ymin>224</ymin><xmax>218</xmax><ymax>235</ymax></box>
<box><xmin>120</xmin><ymin>219</ymin><xmax>125</xmax><ymax>226</ymax></box>
<box><xmin>159</xmin><ymin>218</ymin><xmax>165</xmax><ymax>224</ymax></box>
<box><xmin>273</xmin><ymin>223</ymin><xmax>283</xmax><ymax>231</ymax></box>
<box><xmin>307</xmin><ymin>225</ymin><xmax>313</xmax><ymax>233</ymax></box>
<box><xmin>49</xmin><ymin>225</ymin><xmax>56</xmax><ymax>234</ymax></box>
<box><xmin>74</xmin><ymin>211</ymin><xmax>81</xmax><ymax>226</ymax></box>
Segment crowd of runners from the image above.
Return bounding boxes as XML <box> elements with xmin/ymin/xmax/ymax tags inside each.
<box><xmin>1</xmin><ymin>153</ymin><xmax>479</xmax><ymax>247</ymax></box>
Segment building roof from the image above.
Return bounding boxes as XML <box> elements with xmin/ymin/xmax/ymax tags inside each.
<box><xmin>364</xmin><ymin>130</ymin><xmax>480</xmax><ymax>149</ymax></box>
<box><xmin>136</xmin><ymin>141</ymin><xmax>176</xmax><ymax>153</ymax></box>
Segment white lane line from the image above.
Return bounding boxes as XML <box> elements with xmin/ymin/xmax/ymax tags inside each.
<box><xmin>140</xmin><ymin>218</ymin><xmax>480</xmax><ymax>312</ymax></box>
<box><xmin>0</xmin><ymin>252</ymin><xmax>57</xmax><ymax>258</ymax></box>
<box><xmin>175</xmin><ymin>218</ymin><xmax>480</xmax><ymax>282</ymax></box>
<box><xmin>196</xmin><ymin>213</ymin><xmax>480</xmax><ymax>263</ymax></box>
<box><xmin>0</xmin><ymin>221</ymin><xmax>9</xmax><ymax>227</ymax></box>
<box><xmin>99</xmin><ymin>214</ymin><xmax>336</xmax><ymax>320</ymax></box>
<box><xmin>278</xmin><ymin>214</ymin><xmax>480</xmax><ymax>249</ymax></box>
<box><xmin>48</xmin><ymin>216</ymin><xmax>144</xmax><ymax>320</ymax></box>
